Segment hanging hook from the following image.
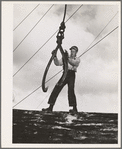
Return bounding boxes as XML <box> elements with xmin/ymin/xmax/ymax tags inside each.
<box><xmin>42</xmin><ymin>5</ymin><xmax>68</xmax><ymax>92</ymax></box>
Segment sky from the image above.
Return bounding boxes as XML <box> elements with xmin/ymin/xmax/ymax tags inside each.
<box><xmin>13</xmin><ymin>2</ymin><xmax>120</xmax><ymax>113</ymax></box>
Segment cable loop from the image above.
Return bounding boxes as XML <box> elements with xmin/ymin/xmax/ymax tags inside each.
<box><xmin>42</xmin><ymin>5</ymin><xmax>68</xmax><ymax>92</ymax></box>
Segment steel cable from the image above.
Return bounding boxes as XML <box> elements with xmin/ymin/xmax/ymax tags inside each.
<box><xmin>13</xmin><ymin>5</ymin><xmax>83</xmax><ymax>77</ymax></box>
<box><xmin>13</xmin><ymin>4</ymin><xmax>54</xmax><ymax>52</ymax></box>
<box><xmin>13</xmin><ymin>4</ymin><xmax>40</xmax><ymax>31</ymax></box>
<box><xmin>13</xmin><ymin>26</ymin><xmax>119</xmax><ymax>109</ymax></box>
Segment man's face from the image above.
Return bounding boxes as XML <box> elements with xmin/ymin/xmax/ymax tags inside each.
<box><xmin>70</xmin><ymin>49</ymin><xmax>77</xmax><ymax>57</ymax></box>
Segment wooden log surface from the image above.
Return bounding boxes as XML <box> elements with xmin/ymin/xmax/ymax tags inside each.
<box><xmin>13</xmin><ymin>109</ymin><xmax>118</xmax><ymax>144</ymax></box>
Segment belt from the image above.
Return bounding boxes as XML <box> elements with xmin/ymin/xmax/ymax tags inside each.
<box><xmin>68</xmin><ymin>69</ymin><xmax>76</xmax><ymax>72</ymax></box>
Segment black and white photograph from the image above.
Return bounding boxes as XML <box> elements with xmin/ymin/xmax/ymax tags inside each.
<box><xmin>1</xmin><ymin>1</ymin><xmax>121</xmax><ymax>148</ymax></box>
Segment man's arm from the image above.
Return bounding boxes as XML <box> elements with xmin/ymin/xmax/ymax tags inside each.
<box><xmin>68</xmin><ymin>57</ymin><xmax>80</xmax><ymax>67</ymax></box>
<box><xmin>54</xmin><ymin>56</ymin><xmax>63</xmax><ymax>66</ymax></box>
<box><xmin>51</xmin><ymin>49</ymin><xmax>63</xmax><ymax>66</ymax></box>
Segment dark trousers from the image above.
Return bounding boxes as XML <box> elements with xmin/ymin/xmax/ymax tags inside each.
<box><xmin>48</xmin><ymin>70</ymin><xmax>77</xmax><ymax>106</ymax></box>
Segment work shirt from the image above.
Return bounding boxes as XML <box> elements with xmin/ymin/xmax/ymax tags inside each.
<box><xmin>54</xmin><ymin>56</ymin><xmax>80</xmax><ymax>72</ymax></box>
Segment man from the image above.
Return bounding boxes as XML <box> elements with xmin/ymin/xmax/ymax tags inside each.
<box><xmin>42</xmin><ymin>46</ymin><xmax>80</xmax><ymax>113</ymax></box>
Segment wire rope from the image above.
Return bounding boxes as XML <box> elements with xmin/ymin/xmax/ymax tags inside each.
<box><xmin>13</xmin><ymin>70</ymin><xmax>62</xmax><ymax>108</ymax></box>
<box><xmin>13</xmin><ymin>4</ymin><xmax>40</xmax><ymax>31</ymax></box>
<box><xmin>79</xmin><ymin>26</ymin><xmax>119</xmax><ymax>58</ymax></box>
<box><xmin>13</xmin><ymin>26</ymin><xmax>119</xmax><ymax>109</ymax></box>
<box><xmin>36</xmin><ymin>92</ymin><xmax>51</xmax><ymax>109</ymax></box>
<box><xmin>13</xmin><ymin>4</ymin><xmax>54</xmax><ymax>52</ymax></box>
<box><xmin>36</xmin><ymin>25</ymin><xmax>119</xmax><ymax>109</ymax></box>
<box><xmin>83</xmin><ymin>11</ymin><xmax>118</xmax><ymax>52</ymax></box>
<box><xmin>13</xmin><ymin>5</ymin><xmax>83</xmax><ymax>77</ymax></box>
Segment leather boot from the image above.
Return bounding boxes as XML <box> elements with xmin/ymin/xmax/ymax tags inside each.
<box><xmin>42</xmin><ymin>104</ymin><xmax>54</xmax><ymax>112</ymax></box>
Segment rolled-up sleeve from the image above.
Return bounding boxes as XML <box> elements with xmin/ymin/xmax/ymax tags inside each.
<box><xmin>68</xmin><ymin>57</ymin><xmax>80</xmax><ymax>67</ymax></box>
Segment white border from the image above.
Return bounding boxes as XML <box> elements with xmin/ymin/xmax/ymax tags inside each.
<box><xmin>1</xmin><ymin>1</ymin><xmax>121</xmax><ymax>148</ymax></box>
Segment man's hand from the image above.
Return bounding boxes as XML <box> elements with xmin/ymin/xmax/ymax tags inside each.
<box><xmin>51</xmin><ymin>49</ymin><xmax>57</xmax><ymax>57</ymax></box>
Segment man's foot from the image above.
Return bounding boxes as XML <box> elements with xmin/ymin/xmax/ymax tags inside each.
<box><xmin>42</xmin><ymin>104</ymin><xmax>54</xmax><ymax>112</ymax></box>
<box><xmin>69</xmin><ymin>109</ymin><xmax>78</xmax><ymax>113</ymax></box>
<box><xmin>42</xmin><ymin>107</ymin><xmax>52</xmax><ymax>112</ymax></box>
<box><xmin>69</xmin><ymin>106</ymin><xmax>78</xmax><ymax>113</ymax></box>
